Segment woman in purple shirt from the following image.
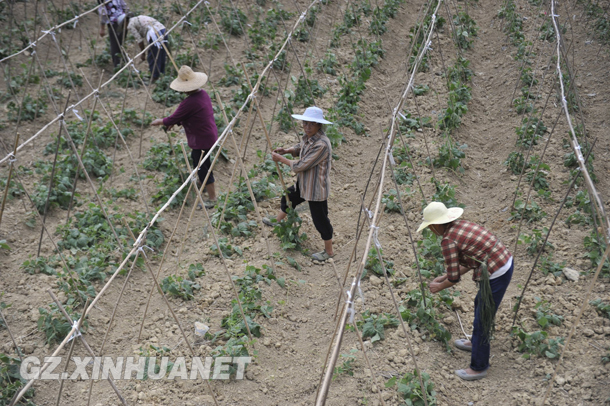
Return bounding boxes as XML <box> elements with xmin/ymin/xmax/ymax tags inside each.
<box><xmin>152</xmin><ymin>66</ymin><xmax>218</xmax><ymax>208</ymax></box>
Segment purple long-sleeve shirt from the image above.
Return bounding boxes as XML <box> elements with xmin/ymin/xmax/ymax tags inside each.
<box><xmin>162</xmin><ymin>90</ymin><xmax>218</xmax><ymax>150</ymax></box>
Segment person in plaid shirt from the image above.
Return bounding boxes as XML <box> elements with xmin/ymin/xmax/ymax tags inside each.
<box><xmin>417</xmin><ymin>202</ymin><xmax>514</xmax><ymax>381</ymax></box>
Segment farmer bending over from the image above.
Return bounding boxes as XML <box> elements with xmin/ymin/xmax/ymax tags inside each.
<box><xmin>151</xmin><ymin>66</ymin><xmax>218</xmax><ymax>209</ymax></box>
<box><xmin>417</xmin><ymin>202</ymin><xmax>513</xmax><ymax>381</ymax></box>
<box><xmin>127</xmin><ymin>15</ymin><xmax>168</xmax><ymax>84</ymax></box>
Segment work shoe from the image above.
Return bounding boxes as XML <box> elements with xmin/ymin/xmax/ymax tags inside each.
<box><xmin>455</xmin><ymin>368</ymin><xmax>487</xmax><ymax>381</ymax></box>
<box><xmin>454</xmin><ymin>339</ymin><xmax>472</xmax><ymax>352</ymax></box>
<box><xmin>262</xmin><ymin>217</ymin><xmax>276</xmax><ymax>227</ymax></box>
<box><xmin>204</xmin><ymin>200</ymin><xmax>217</xmax><ymax>209</ymax></box>
<box><xmin>311</xmin><ymin>250</ymin><xmax>334</xmax><ymax>261</ymax></box>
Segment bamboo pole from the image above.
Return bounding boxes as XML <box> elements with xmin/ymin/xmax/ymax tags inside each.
<box><xmin>65</xmin><ymin>73</ymin><xmax>104</xmax><ymax>223</ymax></box>
<box><xmin>241</xmin><ymin>66</ymin><xmax>290</xmax><ymax>198</ymax></box>
<box><xmin>123</xmin><ymin>224</ymin><xmax>220</xmax><ymax>406</ymax></box>
<box><xmin>47</xmin><ymin>291</ymin><xmax>128</xmax><ymax>406</ymax></box>
<box><xmin>180</xmin><ymin>156</ymin><xmax>254</xmax><ymax>342</ymax></box>
<box><xmin>316</xmin><ymin>2</ymin><xmax>443</xmax><ymax>402</ymax></box>
<box><xmin>212</xmin><ymin>90</ymin><xmax>279</xmax><ymax>276</ymax></box>
<box><xmin>86</xmin><ymin>251</ymin><xmax>140</xmax><ymax>406</ymax></box>
<box><xmin>37</xmin><ymin>94</ymin><xmax>72</xmax><ymax>258</ymax></box>
<box><xmin>0</xmin><ymin>307</ymin><xmax>22</xmax><ymax>362</ymax></box>
<box><xmin>0</xmin><ymin>134</ymin><xmax>20</xmax><ymax>229</ymax></box>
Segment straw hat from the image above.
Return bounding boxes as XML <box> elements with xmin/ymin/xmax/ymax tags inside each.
<box><xmin>291</xmin><ymin>106</ymin><xmax>333</xmax><ymax>125</ymax></box>
<box><xmin>170</xmin><ymin>66</ymin><xmax>208</xmax><ymax>92</ymax></box>
<box><xmin>416</xmin><ymin>202</ymin><xmax>464</xmax><ymax>233</ymax></box>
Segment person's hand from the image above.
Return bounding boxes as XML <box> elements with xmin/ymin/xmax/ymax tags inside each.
<box><xmin>429</xmin><ymin>282</ymin><xmax>444</xmax><ymax>294</ymax></box>
<box><xmin>151</xmin><ymin>118</ymin><xmax>164</xmax><ymax>126</ymax></box>
<box><xmin>100</xmin><ymin>28</ymin><xmax>106</xmax><ymax>37</ymax></box>
<box><xmin>432</xmin><ymin>275</ymin><xmax>447</xmax><ymax>284</ymax></box>
<box><xmin>271</xmin><ymin>152</ymin><xmax>282</xmax><ymax>162</ymax></box>
<box><xmin>274</xmin><ymin>147</ymin><xmax>289</xmax><ymax>155</ymax></box>
<box><xmin>141</xmin><ymin>54</ymin><xmax>146</xmax><ymax>62</ymax></box>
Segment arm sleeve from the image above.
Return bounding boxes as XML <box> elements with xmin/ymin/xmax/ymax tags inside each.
<box><xmin>99</xmin><ymin>7</ymin><xmax>109</xmax><ymax>25</ymax></box>
<box><xmin>290</xmin><ymin>141</ymin><xmax>328</xmax><ymax>173</ymax></box>
<box><xmin>163</xmin><ymin>99</ymin><xmax>191</xmax><ymax>127</ymax></box>
<box><xmin>441</xmin><ymin>239</ymin><xmax>461</xmax><ymax>283</ymax></box>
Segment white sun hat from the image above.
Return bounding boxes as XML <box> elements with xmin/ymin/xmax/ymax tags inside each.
<box><xmin>416</xmin><ymin>202</ymin><xmax>464</xmax><ymax>233</ymax></box>
<box><xmin>291</xmin><ymin>106</ymin><xmax>333</xmax><ymax>125</ymax></box>
<box><xmin>170</xmin><ymin>65</ymin><xmax>208</xmax><ymax>93</ymax></box>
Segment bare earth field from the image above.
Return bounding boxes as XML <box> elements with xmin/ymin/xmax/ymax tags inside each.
<box><xmin>1</xmin><ymin>0</ymin><xmax>610</xmax><ymax>405</ymax></box>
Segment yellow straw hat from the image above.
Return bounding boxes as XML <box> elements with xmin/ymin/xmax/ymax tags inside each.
<box><xmin>416</xmin><ymin>202</ymin><xmax>464</xmax><ymax>233</ymax></box>
<box><xmin>170</xmin><ymin>65</ymin><xmax>208</xmax><ymax>92</ymax></box>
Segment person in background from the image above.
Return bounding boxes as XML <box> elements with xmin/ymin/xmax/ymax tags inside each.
<box><xmin>127</xmin><ymin>15</ymin><xmax>167</xmax><ymax>83</ymax></box>
<box><xmin>417</xmin><ymin>202</ymin><xmax>514</xmax><ymax>381</ymax></box>
<box><xmin>151</xmin><ymin>66</ymin><xmax>218</xmax><ymax>209</ymax></box>
<box><xmin>98</xmin><ymin>0</ymin><xmax>129</xmax><ymax>68</ymax></box>
<box><xmin>263</xmin><ymin>106</ymin><xmax>335</xmax><ymax>262</ymax></box>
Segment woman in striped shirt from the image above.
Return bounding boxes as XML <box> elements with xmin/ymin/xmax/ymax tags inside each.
<box><xmin>264</xmin><ymin>107</ymin><xmax>335</xmax><ymax>262</ymax></box>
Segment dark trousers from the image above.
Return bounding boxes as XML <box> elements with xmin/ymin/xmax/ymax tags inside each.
<box><xmin>191</xmin><ymin>149</ymin><xmax>214</xmax><ymax>186</ymax></box>
<box><xmin>147</xmin><ymin>29</ymin><xmax>167</xmax><ymax>79</ymax></box>
<box><xmin>280</xmin><ymin>183</ymin><xmax>333</xmax><ymax>241</ymax></box>
<box><xmin>108</xmin><ymin>22</ymin><xmax>126</xmax><ymax>67</ymax></box>
<box><xmin>470</xmin><ymin>261</ymin><xmax>514</xmax><ymax>371</ymax></box>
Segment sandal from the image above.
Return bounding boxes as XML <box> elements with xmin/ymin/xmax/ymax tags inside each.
<box><xmin>455</xmin><ymin>368</ymin><xmax>487</xmax><ymax>381</ymax></box>
<box><xmin>203</xmin><ymin>200</ymin><xmax>217</xmax><ymax>209</ymax></box>
<box><xmin>454</xmin><ymin>339</ymin><xmax>472</xmax><ymax>352</ymax></box>
<box><xmin>311</xmin><ymin>250</ymin><xmax>334</xmax><ymax>261</ymax></box>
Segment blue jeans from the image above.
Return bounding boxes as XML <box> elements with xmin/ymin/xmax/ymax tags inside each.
<box><xmin>470</xmin><ymin>260</ymin><xmax>514</xmax><ymax>371</ymax></box>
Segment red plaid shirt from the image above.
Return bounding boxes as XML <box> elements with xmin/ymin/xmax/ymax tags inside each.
<box><xmin>441</xmin><ymin>220</ymin><xmax>511</xmax><ymax>283</ymax></box>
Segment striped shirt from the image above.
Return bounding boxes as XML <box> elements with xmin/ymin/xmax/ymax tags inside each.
<box><xmin>127</xmin><ymin>16</ymin><xmax>166</xmax><ymax>44</ymax></box>
<box><xmin>441</xmin><ymin>220</ymin><xmax>511</xmax><ymax>283</ymax></box>
<box><xmin>289</xmin><ymin>131</ymin><xmax>332</xmax><ymax>201</ymax></box>
<box><xmin>98</xmin><ymin>0</ymin><xmax>128</xmax><ymax>25</ymax></box>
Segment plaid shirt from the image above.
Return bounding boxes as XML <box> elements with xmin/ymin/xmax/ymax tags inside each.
<box><xmin>441</xmin><ymin>220</ymin><xmax>511</xmax><ymax>283</ymax></box>
<box><xmin>289</xmin><ymin>130</ymin><xmax>332</xmax><ymax>201</ymax></box>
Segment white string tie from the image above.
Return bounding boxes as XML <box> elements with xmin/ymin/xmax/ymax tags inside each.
<box><xmin>204</xmin><ymin>1</ymin><xmax>210</xmax><ymax>5</ymax></box>
<box><xmin>137</xmin><ymin>245</ymin><xmax>154</xmax><ymax>260</ymax></box>
<box><xmin>345</xmin><ymin>290</ymin><xmax>355</xmax><ymax>324</ymax></box>
<box><xmin>425</xmin><ymin>40</ymin><xmax>433</xmax><ymax>52</ymax></box>
<box><xmin>42</xmin><ymin>30</ymin><xmax>57</xmax><ymax>43</ymax></box>
<box><xmin>72</xmin><ymin>108</ymin><xmax>83</xmax><ymax>121</ymax></box>
<box><xmin>562</xmin><ymin>96</ymin><xmax>567</xmax><ymax>105</ymax></box>
<box><xmin>398</xmin><ymin>111</ymin><xmax>406</xmax><ymax>120</ymax></box>
<box><xmin>388</xmin><ymin>151</ymin><xmax>396</xmax><ymax>166</ymax></box>
<box><xmin>67</xmin><ymin>320</ymin><xmax>82</xmax><ymax>342</ymax></box>
<box><xmin>29</xmin><ymin>42</ymin><xmax>37</xmax><ymax>55</ymax></box>
<box><xmin>357</xmin><ymin>280</ymin><xmax>365</xmax><ymax>306</ymax></box>
<box><xmin>7</xmin><ymin>153</ymin><xmax>16</xmax><ymax>164</ymax></box>
<box><xmin>182</xmin><ymin>20</ymin><xmax>192</xmax><ymax>26</ymax></box>
<box><xmin>73</xmin><ymin>18</ymin><xmax>79</xmax><ymax>29</ymax></box>
<box><xmin>363</xmin><ymin>207</ymin><xmax>373</xmax><ymax>219</ymax></box>
<box><xmin>300</xmin><ymin>12</ymin><xmax>307</xmax><ymax>22</ymax></box>
<box><xmin>131</xmin><ymin>64</ymin><xmax>140</xmax><ymax>74</ymax></box>
<box><xmin>371</xmin><ymin>225</ymin><xmax>381</xmax><ymax>249</ymax></box>
<box><xmin>552</xmin><ymin>14</ymin><xmax>559</xmax><ymax>18</ymax></box>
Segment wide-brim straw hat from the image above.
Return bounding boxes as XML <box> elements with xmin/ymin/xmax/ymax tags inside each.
<box><xmin>416</xmin><ymin>202</ymin><xmax>464</xmax><ymax>233</ymax></box>
<box><xmin>170</xmin><ymin>65</ymin><xmax>208</xmax><ymax>92</ymax></box>
<box><xmin>291</xmin><ymin>106</ymin><xmax>333</xmax><ymax>125</ymax></box>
